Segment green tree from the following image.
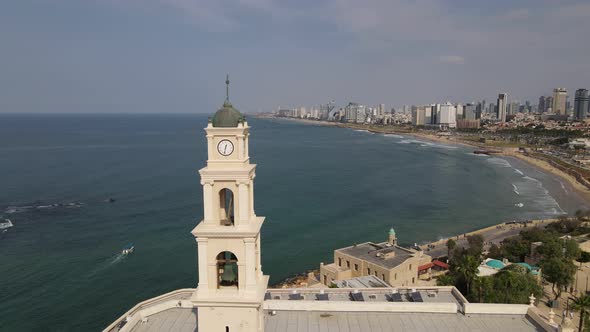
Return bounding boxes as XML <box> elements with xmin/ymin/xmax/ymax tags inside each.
<box><xmin>467</xmin><ymin>234</ymin><xmax>485</xmax><ymax>257</ymax></box>
<box><xmin>566</xmin><ymin>239</ymin><xmax>581</xmax><ymax>260</ymax></box>
<box><xmin>501</xmin><ymin>236</ymin><xmax>530</xmax><ymax>262</ymax></box>
<box><xmin>537</xmin><ymin>239</ymin><xmax>565</xmax><ymax>259</ymax></box>
<box><xmin>446</xmin><ymin>239</ymin><xmax>456</xmax><ymax>258</ymax></box>
<box><xmin>572</xmin><ymin>294</ymin><xmax>590</xmax><ymax>332</ymax></box>
<box><xmin>456</xmin><ymin>255</ymin><xmax>480</xmax><ymax>293</ymax></box>
<box><xmin>541</xmin><ymin>257</ymin><xmax>577</xmax><ymax>301</ymax></box>
<box><xmin>436</xmin><ymin>274</ymin><xmax>456</xmax><ymax>286</ymax></box>
<box><xmin>487</xmin><ymin>243</ymin><xmax>502</xmax><ymax>259</ymax></box>
<box><xmin>474</xmin><ymin>267</ymin><xmax>542</xmax><ymax>304</ymax></box>
<box><xmin>578</xmin><ymin>251</ymin><xmax>590</xmax><ymax>265</ymax></box>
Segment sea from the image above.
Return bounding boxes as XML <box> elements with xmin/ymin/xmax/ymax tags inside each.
<box><xmin>0</xmin><ymin>114</ymin><xmax>588</xmax><ymax>331</ymax></box>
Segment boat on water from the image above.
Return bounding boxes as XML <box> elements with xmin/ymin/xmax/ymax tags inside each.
<box><xmin>121</xmin><ymin>243</ymin><xmax>134</xmax><ymax>255</ymax></box>
<box><xmin>0</xmin><ymin>218</ymin><xmax>14</xmax><ymax>230</ymax></box>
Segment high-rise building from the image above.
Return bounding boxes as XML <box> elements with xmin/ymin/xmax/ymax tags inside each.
<box><xmin>411</xmin><ymin>106</ymin><xmax>426</xmax><ymax>126</ymax></box>
<box><xmin>437</xmin><ymin>102</ymin><xmax>457</xmax><ymax>128</ymax></box>
<box><xmin>552</xmin><ymin>88</ymin><xmax>567</xmax><ymax>115</ymax></box>
<box><xmin>455</xmin><ymin>103</ymin><xmax>464</xmax><ymax>120</ymax></box>
<box><xmin>538</xmin><ymin>96</ymin><xmax>546</xmax><ymax>113</ymax></box>
<box><xmin>574</xmin><ymin>89</ymin><xmax>589</xmax><ymax>120</ymax></box>
<box><xmin>344</xmin><ymin>103</ymin><xmax>366</xmax><ymax>123</ymax></box>
<box><xmin>497</xmin><ymin>93</ymin><xmax>507</xmax><ymax>122</ymax></box>
<box><xmin>545</xmin><ymin>96</ymin><xmax>553</xmax><ymax>113</ymax></box>
<box><xmin>464</xmin><ymin>103</ymin><xmax>477</xmax><ymax>120</ymax></box>
<box><xmin>425</xmin><ymin>105</ymin><xmax>433</xmax><ymax>124</ymax></box>
<box><xmin>508</xmin><ymin>101</ymin><xmax>520</xmax><ymax>115</ymax></box>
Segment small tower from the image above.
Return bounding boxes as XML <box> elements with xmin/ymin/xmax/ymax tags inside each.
<box><xmin>191</xmin><ymin>75</ymin><xmax>268</xmax><ymax>332</ymax></box>
<box><xmin>388</xmin><ymin>227</ymin><xmax>396</xmax><ymax>246</ymax></box>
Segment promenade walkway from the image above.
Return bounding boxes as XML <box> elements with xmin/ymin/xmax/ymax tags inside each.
<box><xmin>420</xmin><ymin>219</ymin><xmax>559</xmax><ymax>259</ymax></box>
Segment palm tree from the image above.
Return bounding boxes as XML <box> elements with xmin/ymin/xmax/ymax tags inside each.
<box><xmin>456</xmin><ymin>255</ymin><xmax>479</xmax><ymax>293</ymax></box>
<box><xmin>572</xmin><ymin>294</ymin><xmax>590</xmax><ymax>332</ymax></box>
<box><xmin>446</xmin><ymin>239</ymin><xmax>456</xmax><ymax>258</ymax></box>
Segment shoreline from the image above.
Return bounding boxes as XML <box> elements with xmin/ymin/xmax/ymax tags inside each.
<box><xmin>260</xmin><ymin>115</ymin><xmax>590</xmax><ymax>207</ymax></box>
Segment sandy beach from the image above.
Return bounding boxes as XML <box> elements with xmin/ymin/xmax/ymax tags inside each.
<box><xmin>507</xmin><ymin>151</ymin><xmax>590</xmax><ymax>203</ymax></box>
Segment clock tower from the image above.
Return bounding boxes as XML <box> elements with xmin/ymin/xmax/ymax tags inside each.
<box><xmin>191</xmin><ymin>76</ymin><xmax>268</xmax><ymax>332</ymax></box>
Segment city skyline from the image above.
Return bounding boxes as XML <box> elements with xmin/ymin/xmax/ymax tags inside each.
<box><xmin>1</xmin><ymin>0</ymin><xmax>589</xmax><ymax>113</ymax></box>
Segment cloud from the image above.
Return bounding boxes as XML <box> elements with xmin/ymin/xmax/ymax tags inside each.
<box><xmin>439</xmin><ymin>55</ymin><xmax>465</xmax><ymax>64</ymax></box>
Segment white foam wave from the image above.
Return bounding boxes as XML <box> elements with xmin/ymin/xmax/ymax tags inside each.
<box><xmin>486</xmin><ymin>158</ymin><xmax>512</xmax><ymax>168</ymax></box>
<box><xmin>558</xmin><ymin>180</ymin><xmax>569</xmax><ymax>195</ymax></box>
<box><xmin>383</xmin><ymin>134</ymin><xmax>404</xmax><ymax>138</ymax></box>
<box><xmin>512</xmin><ymin>184</ymin><xmax>520</xmax><ymax>195</ymax></box>
<box><xmin>486</xmin><ymin>157</ymin><xmax>566</xmax><ymax>216</ymax></box>
<box><xmin>469</xmin><ymin>153</ymin><xmax>490</xmax><ymax>157</ymax></box>
<box><xmin>396</xmin><ymin>139</ymin><xmax>456</xmax><ymax>149</ymax></box>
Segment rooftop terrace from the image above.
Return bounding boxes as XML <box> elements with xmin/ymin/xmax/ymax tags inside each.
<box><xmin>105</xmin><ymin>287</ymin><xmax>551</xmax><ymax>332</ymax></box>
<box><xmin>337</xmin><ymin>242</ymin><xmax>424</xmax><ymax>269</ymax></box>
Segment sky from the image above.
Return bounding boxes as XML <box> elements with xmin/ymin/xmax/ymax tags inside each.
<box><xmin>1</xmin><ymin>0</ymin><xmax>589</xmax><ymax>113</ymax></box>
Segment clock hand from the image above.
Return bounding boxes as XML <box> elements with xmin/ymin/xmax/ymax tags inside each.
<box><xmin>224</xmin><ymin>145</ymin><xmax>227</xmax><ymax>154</ymax></box>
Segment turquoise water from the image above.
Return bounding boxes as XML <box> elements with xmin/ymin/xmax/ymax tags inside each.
<box><xmin>1</xmin><ymin>114</ymin><xmax>588</xmax><ymax>331</ymax></box>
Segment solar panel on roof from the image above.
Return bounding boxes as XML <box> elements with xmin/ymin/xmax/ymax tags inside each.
<box><xmin>388</xmin><ymin>293</ymin><xmax>403</xmax><ymax>302</ymax></box>
<box><xmin>288</xmin><ymin>293</ymin><xmax>303</xmax><ymax>300</ymax></box>
<box><xmin>350</xmin><ymin>292</ymin><xmax>364</xmax><ymax>301</ymax></box>
<box><xmin>316</xmin><ymin>293</ymin><xmax>329</xmax><ymax>301</ymax></box>
<box><xmin>410</xmin><ymin>292</ymin><xmax>424</xmax><ymax>302</ymax></box>
<box><xmin>264</xmin><ymin>292</ymin><xmax>271</xmax><ymax>300</ymax></box>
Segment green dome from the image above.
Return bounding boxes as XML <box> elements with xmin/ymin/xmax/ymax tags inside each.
<box><xmin>212</xmin><ymin>101</ymin><xmax>243</xmax><ymax>127</ymax></box>
<box><xmin>389</xmin><ymin>227</ymin><xmax>396</xmax><ymax>235</ymax></box>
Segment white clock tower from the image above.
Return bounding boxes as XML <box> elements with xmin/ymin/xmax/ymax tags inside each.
<box><xmin>191</xmin><ymin>76</ymin><xmax>268</xmax><ymax>332</ymax></box>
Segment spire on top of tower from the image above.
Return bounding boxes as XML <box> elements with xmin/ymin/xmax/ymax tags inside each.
<box><xmin>225</xmin><ymin>74</ymin><xmax>230</xmax><ymax>105</ymax></box>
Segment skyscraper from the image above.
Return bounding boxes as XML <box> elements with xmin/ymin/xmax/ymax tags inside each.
<box><xmin>574</xmin><ymin>89</ymin><xmax>589</xmax><ymax>120</ymax></box>
<box><xmin>538</xmin><ymin>96</ymin><xmax>545</xmax><ymax>113</ymax></box>
<box><xmin>497</xmin><ymin>93</ymin><xmax>507</xmax><ymax>122</ymax></box>
<box><xmin>545</xmin><ymin>96</ymin><xmax>553</xmax><ymax>113</ymax></box>
<box><xmin>552</xmin><ymin>88</ymin><xmax>567</xmax><ymax>115</ymax></box>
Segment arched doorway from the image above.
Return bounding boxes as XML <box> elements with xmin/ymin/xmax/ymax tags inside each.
<box><xmin>219</xmin><ymin>188</ymin><xmax>234</xmax><ymax>226</ymax></box>
<box><xmin>217</xmin><ymin>251</ymin><xmax>238</xmax><ymax>288</ymax></box>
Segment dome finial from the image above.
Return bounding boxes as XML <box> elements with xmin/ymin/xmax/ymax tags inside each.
<box><xmin>225</xmin><ymin>74</ymin><xmax>230</xmax><ymax>104</ymax></box>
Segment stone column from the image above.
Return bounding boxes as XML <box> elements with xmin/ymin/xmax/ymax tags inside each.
<box><xmin>206</xmin><ymin>134</ymin><xmax>214</xmax><ymax>159</ymax></box>
<box><xmin>197</xmin><ymin>238</ymin><xmax>209</xmax><ymax>291</ymax></box>
<box><xmin>245</xmin><ymin>133</ymin><xmax>249</xmax><ymax>159</ymax></box>
<box><xmin>238</xmin><ymin>182</ymin><xmax>249</xmax><ymax>223</ymax></box>
<box><xmin>244</xmin><ymin>238</ymin><xmax>257</xmax><ymax>290</ymax></box>
<box><xmin>202</xmin><ymin>181</ymin><xmax>214</xmax><ymax>223</ymax></box>
<box><xmin>256</xmin><ymin>234</ymin><xmax>262</xmax><ymax>277</ymax></box>
<box><xmin>250</xmin><ymin>175</ymin><xmax>256</xmax><ymax>217</ymax></box>
<box><xmin>237</xmin><ymin>135</ymin><xmax>245</xmax><ymax>159</ymax></box>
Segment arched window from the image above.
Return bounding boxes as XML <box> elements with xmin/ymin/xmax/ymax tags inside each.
<box><xmin>217</xmin><ymin>251</ymin><xmax>238</xmax><ymax>288</ymax></box>
<box><xmin>219</xmin><ymin>188</ymin><xmax>234</xmax><ymax>226</ymax></box>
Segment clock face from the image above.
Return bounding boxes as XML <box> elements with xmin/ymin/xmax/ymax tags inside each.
<box><xmin>217</xmin><ymin>139</ymin><xmax>234</xmax><ymax>156</ymax></box>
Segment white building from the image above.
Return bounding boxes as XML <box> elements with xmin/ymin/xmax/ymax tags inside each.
<box><xmin>437</xmin><ymin>102</ymin><xmax>457</xmax><ymax>128</ymax></box>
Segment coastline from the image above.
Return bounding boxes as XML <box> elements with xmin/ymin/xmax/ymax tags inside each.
<box><xmin>260</xmin><ymin>115</ymin><xmax>590</xmax><ymax>207</ymax></box>
<box><xmin>506</xmin><ymin>151</ymin><xmax>590</xmax><ymax>203</ymax></box>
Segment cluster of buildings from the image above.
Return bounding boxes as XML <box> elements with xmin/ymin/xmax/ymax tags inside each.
<box><xmin>273</xmin><ymin>86</ymin><xmax>590</xmax><ymax>131</ymax></box>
